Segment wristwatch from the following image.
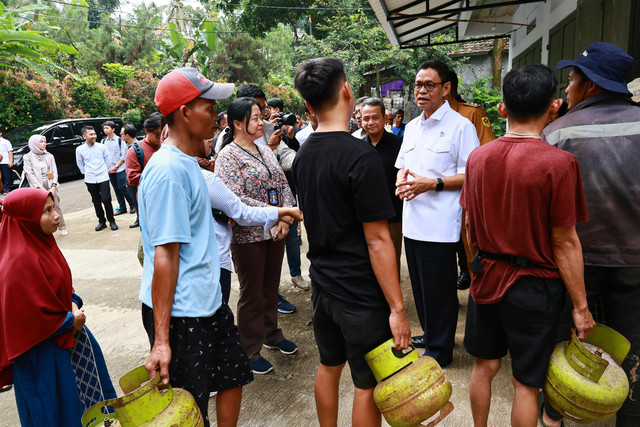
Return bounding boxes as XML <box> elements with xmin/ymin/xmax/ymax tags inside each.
<box><xmin>435</xmin><ymin>178</ymin><xmax>444</xmax><ymax>192</ymax></box>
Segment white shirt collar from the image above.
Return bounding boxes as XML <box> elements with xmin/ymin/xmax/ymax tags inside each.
<box><xmin>419</xmin><ymin>100</ymin><xmax>451</xmax><ymax>124</ymax></box>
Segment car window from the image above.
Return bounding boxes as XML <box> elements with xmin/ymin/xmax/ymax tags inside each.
<box><xmin>52</xmin><ymin>124</ymin><xmax>74</xmax><ymax>142</ymax></box>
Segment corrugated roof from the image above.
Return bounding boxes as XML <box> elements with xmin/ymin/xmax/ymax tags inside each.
<box><xmin>368</xmin><ymin>0</ymin><xmax>541</xmax><ymax>48</ymax></box>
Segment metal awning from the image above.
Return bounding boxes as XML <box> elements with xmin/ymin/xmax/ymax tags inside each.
<box><xmin>368</xmin><ymin>0</ymin><xmax>543</xmax><ymax>48</ymax></box>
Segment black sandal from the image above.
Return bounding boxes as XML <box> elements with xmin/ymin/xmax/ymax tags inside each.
<box><xmin>0</xmin><ymin>384</ymin><xmax>12</xmax><ymax>392</ymax></box>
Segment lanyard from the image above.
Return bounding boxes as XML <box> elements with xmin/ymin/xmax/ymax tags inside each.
<box><xmin>233</xmin><ymin>142</ymin><xmax>272</xmax><ymax>179</ymax></box>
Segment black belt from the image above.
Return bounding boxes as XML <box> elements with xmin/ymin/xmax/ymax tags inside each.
<box><xmin>473</xmin><ymin>250</ymin><xmax>557</xmax><ymax>273</ymax></box>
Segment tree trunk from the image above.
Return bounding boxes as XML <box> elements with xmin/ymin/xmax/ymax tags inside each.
<box><xmin>492</xmin><ymin>38</ymin><xmax>505</xmax><ymax>89</ymax></box>
<box><xmin>375</xmin><ymin>66</ymin><xmax>381</xmax><ymax>97</ymax></box>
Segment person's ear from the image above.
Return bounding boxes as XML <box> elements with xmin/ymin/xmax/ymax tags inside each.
<box><xmin>497</xmin><ymin>102</ymin><xmax>508</xmax><ymax>118</ymax></box>
<box><xmin>548</xmin><ymin>98</ymin><xmax>563</xmax><ymax>116</ymax></box>
<box><xmin>342</xmin><ymin>81</ymin><xmax>354</xmax><ymax>104</ymax></box>
<box><xmin>178</xmin><ymin>104</ymin><xmax>191</xmax><ymax>123</ymax></box>
<box><xmin>442</xmin><ymin>81</ymin><xmax>451</xmax><ymax>99</ymax></box>
<box><xmin>304</xmin><ymin>101</ymin><xmax>315</xmax><ymax>115</ymax></box>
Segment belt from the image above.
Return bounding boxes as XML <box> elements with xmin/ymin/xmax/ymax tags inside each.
<box><xmin>474</xmin><ymin>250</ymin><xmax>557</xmax><ymax>272</ymax></box>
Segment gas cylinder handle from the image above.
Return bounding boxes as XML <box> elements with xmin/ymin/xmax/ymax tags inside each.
<box><xmin>565</xmin><ymin>331</ymin><xmax>608</xmax><ymax>383</ymax></box>
<box><xmin>391</xmin><ymin>345</ymin><xmax>417</xmax><ymax>359</ymax></box>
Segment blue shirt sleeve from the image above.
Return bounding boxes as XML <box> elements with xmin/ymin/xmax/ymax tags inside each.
<box><xmin>143</xmin><ymin>179</ymin><xmax>192</xmax><ymax>246</ymax></box>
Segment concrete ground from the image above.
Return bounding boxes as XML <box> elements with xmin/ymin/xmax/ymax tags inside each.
<box><xmin>0</xmin><ymin>180</ymin><xmax>614</xmax><ymax>426</ymax></box>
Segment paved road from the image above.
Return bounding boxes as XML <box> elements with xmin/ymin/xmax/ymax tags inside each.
<box><xmin>0</xmin><ymin>180</ymin><xmax>613</xmax><ymax>426</ymax></box>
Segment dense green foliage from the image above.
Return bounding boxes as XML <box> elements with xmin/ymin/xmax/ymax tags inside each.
<box><xmin>1</xmin><ymin>0</ymin><xmax>504</xmax><ymax>131</ymax></box>
<box><xmin>460</xmin><ymin>78</ymin><xmax>506</xmax><ymax>137</ymax></box>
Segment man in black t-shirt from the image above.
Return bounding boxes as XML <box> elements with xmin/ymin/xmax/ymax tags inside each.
<box><xmin>361</xmin><ymin>97</ymin><xmax>403</xmax><ymax>277</ymax></box>
<box><xmin>293</xmin><ymin>57</ymin><xmax>411</xmax><ymax>427</ymax></box>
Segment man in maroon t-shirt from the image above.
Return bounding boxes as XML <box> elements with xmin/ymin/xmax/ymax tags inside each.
<box><xmin>125</xmin><ymin>112</ymin><xmax>164</xmax><ymax>228</ymax></box>
<box><xmin>460</xmin><ymin>65</ymin><xmax>595</xmax><ymax>426</ymax></box>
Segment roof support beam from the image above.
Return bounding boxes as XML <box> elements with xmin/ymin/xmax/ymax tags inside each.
<box><xmin>388</xmin><ymin>0</ymin><xmax>545</xmax><ymax>20</ymax></box>
<box><xmin>400</xmin><ymin>32</ymin><xmax>510</xmax><ymax>49</ymax></box>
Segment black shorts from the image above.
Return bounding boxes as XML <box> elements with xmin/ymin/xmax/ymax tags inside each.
<box><xmin>142</xmin><ymin>303</ymin><xmax>253</xmax><ymax>422</ymax></box>
<box><xmin>311</xmin><ymin>286</ymin><xmax>391</xmax><ymax>389</ymax></box>
<box><xmin>463</xmin><ymin>276</ymin><xmax>565</xmax><ymax>388</ymax></box>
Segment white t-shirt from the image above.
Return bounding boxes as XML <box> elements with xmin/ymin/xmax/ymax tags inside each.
<box><xmin>295</xmin><ymin>124</ymin><xmax>314</xmax><ymax>145</ymax></box>
<box><xmin>395</xmin><ymin>101</ymin><xmax>479</xmax><ymax>242</ymax></box>
<box><xmin>0</xmin><ymin>137</ymin><xmax>12</xmax><ymax>165</ymax></box>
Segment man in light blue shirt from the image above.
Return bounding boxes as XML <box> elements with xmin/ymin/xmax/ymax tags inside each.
<box><xmin>138</xmin><ymin>67</ymin><xmax>249</xmax><ymax>427</ymax></box>
<box><xmin>102</xmin><ymin>120</ymin><xmax>135</xmax><ymax>216</ymax></box>
<box><xmin>75</xmin><ymin>125</ymin><xmax>117</xmax><ymax>231</ymax></box>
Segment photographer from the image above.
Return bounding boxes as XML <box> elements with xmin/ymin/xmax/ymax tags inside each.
<box><xmin>266</xmin><ymin>98</ymin><xmax>300</xmax><ymax>151</ymax></box>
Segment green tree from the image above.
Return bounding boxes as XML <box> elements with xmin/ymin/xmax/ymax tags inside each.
<box><xmin>0</xmin><ymin>2</ymin><xmax>77</xmax><ymax>78</ymax></box>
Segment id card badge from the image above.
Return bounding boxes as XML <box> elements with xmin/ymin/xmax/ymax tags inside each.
<box><xmin>267</xmin><ymin>188</ymin><xmax>279</xmax><ymax>206</ymax></box>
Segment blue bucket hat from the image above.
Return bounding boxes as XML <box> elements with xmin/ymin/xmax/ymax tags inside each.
<box><xmin>557</xmin><ymin>42</ymin><xmax>634</xmax><ymax>95</ymax></box>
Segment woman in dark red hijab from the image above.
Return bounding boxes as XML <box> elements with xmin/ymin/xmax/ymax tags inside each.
<box><xmin>0</xmin><ymin>188</ymin><xmax>116</xmax><ymax>426</ymax></box>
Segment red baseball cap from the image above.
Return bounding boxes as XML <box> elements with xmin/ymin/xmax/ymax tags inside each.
<box><xmin>154</xmin><ymin>68</ymin><xmax>235</xmax><ymax>116</ymax></box>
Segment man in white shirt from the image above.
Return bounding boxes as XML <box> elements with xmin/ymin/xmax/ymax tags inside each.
<box><xmin>0</xmin><ymin>129</ymin><xmax>13</xmax><ymax>194</ymax></box>
<box><xmin>76</xmin><ymin>125</ymin><xmax>118</xmax><ymax>231</ymax></box>
<box><xmin>395</xmin><ymin>60</ymin><xmax>480</xmax><ymax>367</ymax></box>
<box><xmin>102</xmin><ymin>120</ymin><xmax>135</xmax><ymax>216</ymax></box>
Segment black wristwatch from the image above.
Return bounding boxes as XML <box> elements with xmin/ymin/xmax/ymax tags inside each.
<box><xmin>435</xmin><ymin>178</ymin><xmax>444</xmax><ymax>192</ymax></box>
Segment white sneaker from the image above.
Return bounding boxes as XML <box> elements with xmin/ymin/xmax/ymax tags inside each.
<box><xmin>291</xmin><ymin>275</ymin><xmax>310</xmax><ymax>290</ymax></box>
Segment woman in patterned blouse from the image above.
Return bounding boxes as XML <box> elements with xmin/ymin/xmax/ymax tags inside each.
<box><xmin>215</xmin><ymin>97</ymin><xmax>299</xmax><ymax>375</ymax></box>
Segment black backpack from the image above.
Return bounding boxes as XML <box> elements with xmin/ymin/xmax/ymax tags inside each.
<box><xmin>132</xmin><ymin>141</ymin><xmax>144</xmax><ymax>168</ymax></box>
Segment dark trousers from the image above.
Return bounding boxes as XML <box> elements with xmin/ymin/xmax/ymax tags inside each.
<box><xmin>220</xmin><ymin>268</ymin><xmax>231</xmax><ymax>305</ymax></box>
<box><xmin>128</xmin><ymin>184</ymin><xmax>138</xmax><ymax>222</ymax></box>
<box><xmin>0</xmin><ymin>164</ymin><xmax>12</xmax><ymax>191</ymax></box>
<box><xmin>85</xmin><ymin>180</ymin><xmax>114</xmax><ymax>224</ymax></box>
<box><xmin>231</xmin><ymin>239</ymin><xmax>286</xmax><ymax>362</ymax></box>
<box><xmin>109</xmin><ymin>170</ymin><xmax>134</xmax><ymax>211</ymax></box>
<box><xmin>545</xmin><ymin>266</ymin><xmax>640</xmax><ymax>425</ymax></box>
<box><xmin>456</xmin><ymin>237</ymin><xmax>469</xmax><ymax>273</ymax></box>
<box><xmin>405</xmin><ymin>237</ymin><xmax>458</xmax><ymax>366</ymax></box>
<box><xmin>285</xmin><ymin>219</ymin><xmax>302</xmax><ymax>277</ymax></box>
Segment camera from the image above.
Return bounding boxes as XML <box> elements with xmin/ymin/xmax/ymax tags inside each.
<box><xmin>274</xmin><ymin>112</ymin><xmax>297</xmax><ymax>131</ymax></box>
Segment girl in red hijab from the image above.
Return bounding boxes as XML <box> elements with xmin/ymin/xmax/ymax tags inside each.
<box><xmin>0</xmin><ymin>188</ymin><xmax>116</xmax><ymax>426</ymax></box>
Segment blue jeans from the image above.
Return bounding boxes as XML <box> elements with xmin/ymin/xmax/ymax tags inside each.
<box><xmin>109</xmin><ymin>170</ymin><xmax>134</xmax><ymax>210</ymax></box>
<box><xmin>285</xmin><ymin>218</ymin><xmax>301</xmax><ymax>277</ymax></box>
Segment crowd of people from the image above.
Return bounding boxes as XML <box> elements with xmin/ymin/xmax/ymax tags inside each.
<box><xmin>0</xmin><ymin>39</ymin><xmax>638</xmax><ymax>427</ymax></box>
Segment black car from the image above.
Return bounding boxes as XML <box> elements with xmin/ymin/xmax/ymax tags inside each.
<box><xmin>5</xmin><ymin>117</ymin><xmax>124</xmax><ymax>188</ymax></box>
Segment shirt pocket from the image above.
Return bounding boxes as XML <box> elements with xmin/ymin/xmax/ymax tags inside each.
<box><xmin>427</xmin><ymin>140</ymin><xmax>452</xmax><ymax>154</ymax></box>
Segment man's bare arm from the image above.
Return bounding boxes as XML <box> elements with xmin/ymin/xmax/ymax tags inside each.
<box><xmin>362</xmin><ymin>220</ymin><xmax>411</xmax><ymax>349</ymax></box>
<box><xmin>551</xmin><ymin>226</ymin><xmax>595</xmax><ymax>339</ymax></box>
<box><xmin>145</xmin><ymin>242</ymin><xmax>181</xmax><ymax>383</ymax></box>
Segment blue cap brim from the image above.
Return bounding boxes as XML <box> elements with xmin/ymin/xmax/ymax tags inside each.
<box><xmin>556</xmin><ymin>59</ymin><xmax>631</xmax><ymax>95</ymax></box>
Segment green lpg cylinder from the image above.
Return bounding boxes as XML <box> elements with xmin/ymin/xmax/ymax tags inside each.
<box><xmin>543</xmin><ymin>324</ymin><xmax>630</xmax><ymax>423</ymax></box>
<box><xmin>82</xmin><ymin>366</ymin><xmax>204</xmax><ymax>427</ymax></box>
<box><xmin>365</xmin><ymin>338</ymin><xmax>454</xmax><ymax>427</ymax></box>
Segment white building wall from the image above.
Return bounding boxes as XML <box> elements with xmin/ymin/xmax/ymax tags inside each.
<box><xmin>509</xmin><ymin>0</ymin><xmax>578</xmax><ymax>68</ymax></box>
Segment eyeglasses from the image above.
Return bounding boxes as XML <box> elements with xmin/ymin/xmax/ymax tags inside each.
<box><xmin>414</xmin><ymin>82</ymin><xmax>444</xmax><ymax>92</ymax></box>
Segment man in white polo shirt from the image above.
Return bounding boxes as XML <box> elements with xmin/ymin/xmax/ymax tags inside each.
<box><xmin>395</xmin><ymin>60</ymin><xmax>479</xmax><ymax>367</ymax></box>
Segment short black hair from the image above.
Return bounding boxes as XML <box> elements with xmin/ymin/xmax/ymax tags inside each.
<box><xmin>122</xmin><ymin>124</ymin><xmax>137</xmax><ymax>138</ymax></box>
<box><xmin>144</xmin><ymin>111</ymin><xmax>165</xmax><ymax>131</ymax></box>
<box><xmin>502</xmin><ymin>64</ymin><xmax>558</xmax><ymax>120</ymax></box>
<box><xmin>236</xmin><ymin>84</ymin><xmax>266</xmax><ymax>100</ymax></box>
<box><xmin>354</xmin><ymin>96</ymin><xmax>368</xmax><ymax>107</ymax></box>
<box><xmin>102</xmin><ymin>120</ymin><xmax>116</xmax><ymax>129</ymax></box>
<box><xmin>267</xmin><ymin>98</ymin><xmax>284</xmax><ymax>111</ymax></box>
<box><xmin>361</xmin><ymin>97</ymin><xmax>385</xmax><ymax>115</ymax></box>
<box><xmin>392</xmin><ymin>108</ymin><xmax>404</xmax><ymax>116</ymax></box>
<box><xmin>81</xmin><ymin>125</ymin><xmax>94</xmax><ymax>136</ymax></box>
<box><xmin>217</xmin><ymin>111</ymin><xmax>227</xmax><ymax>124</ymax></box>
<box><xmin>417</xmin><ymin>60</ymin><xmax>451</xmax><ymax>83</ymax></box>
<box><xmin>295</xmin><ymin>57</ymin><xmax>346</xmax><ymax>112</ymax></box>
